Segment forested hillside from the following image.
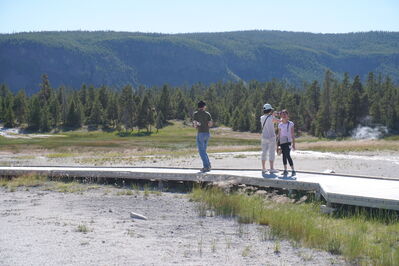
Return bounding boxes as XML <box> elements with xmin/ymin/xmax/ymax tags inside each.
<box><xmin>1</xmin><ymin>71</ymin><xmax>398</xmax><ymax>137</ymax></box>
<box><xmin>1</xmin><ymin>30</ymin><xmax>399</xmax><ymax>93</ymax></box>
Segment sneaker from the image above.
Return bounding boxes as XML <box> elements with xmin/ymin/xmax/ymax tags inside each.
<box><xmin>291</xmin><ymin>170</ymin><xmax>296</xmax><ymax>176</ymax></box>
<box><xmin>283</xmin><ymin>170</ymin><xmax>288</xmax><ymax>175</ymax></box>
<box><xmin>201</xmin><ymin>167</ymin><xmax>210</xmax><ymax>172</ymax></box>
<box><xmin>261</xmin><ymin>169</ymin><xmax>267</xmax><ymax>174</ymax></box>
<box><xmin>269</xmin><ymin>169</ymin><xmax>279</xmax><ymax>174</ymax></box>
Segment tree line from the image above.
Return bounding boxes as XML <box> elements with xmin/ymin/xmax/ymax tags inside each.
<box><xmin>0</xmin><ymin>71</ymin><xmax>398</xmax><ymax>137</ymax></box>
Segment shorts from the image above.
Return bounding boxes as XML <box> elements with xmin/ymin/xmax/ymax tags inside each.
<box><xmin>261</xmin><ymin>138</ymin><xmax>276</xmax><ymax>161</ymax></box>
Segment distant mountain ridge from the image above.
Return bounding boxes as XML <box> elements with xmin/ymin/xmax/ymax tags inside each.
<box><xmin>1</xmin><ymin>30</ymin><xmax>398</xmax><ymax>93</ymax></box>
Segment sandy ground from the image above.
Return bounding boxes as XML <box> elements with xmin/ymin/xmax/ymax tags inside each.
<box><xmin>2</xmin><ymin>149</ymin><xmax>398</xmax><ymax>178</ymax></box>
<box><xmin>0</xmin><ymin>129</ymin><xmax>394</xmax><ymax>265</ymax></box>
<box><xmin>0</xmin><ymin>185</ymin><xmax>347</xmax><ymax>266</ymax></box>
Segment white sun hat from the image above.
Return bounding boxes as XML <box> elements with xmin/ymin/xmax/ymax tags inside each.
<box><xmin>263</xmin><ymin>103</ymin><xmax>274</xmax><ymax>111</ymax></box>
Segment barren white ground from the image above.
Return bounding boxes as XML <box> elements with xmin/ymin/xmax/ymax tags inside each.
<box><xmin>0</xmin><ymin>185</ymin><xmax>347</xmax><ymax>266</ymax></box>
<box><xmin>3</xmin><ymin>149</ymin><xmax>398</xmax><ymax>178</ymax></box>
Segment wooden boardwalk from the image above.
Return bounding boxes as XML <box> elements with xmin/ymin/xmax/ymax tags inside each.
<box><xmin>0</xmin><ymin>166</ymin><xmax>398</xmax><ymax>211</ymax></box>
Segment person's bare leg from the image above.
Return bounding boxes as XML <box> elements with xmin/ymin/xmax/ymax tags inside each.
<box><xmin>262</xmin><ymin>160</ymin><xmax>266</xmax><ymax>171</ymax></box>
<box><xmin>269</xmin><ymin>160</ymin><xmax>274</xmax><ymax>170</ymax></box>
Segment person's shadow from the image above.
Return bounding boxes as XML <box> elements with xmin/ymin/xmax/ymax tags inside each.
<box><xmin>262</xmin><ymin>171</ymin><xmax>297</xmax><ymax>180</ymax></box>
<box><xmin>279</xmin><ymin>172</ymin><xmax>297</xmax><ymax>180</ymax></box>
<box><xmin>262</xmin><ymin>172</ymin><xmax>278</xmax><ymax>179</ymax></box>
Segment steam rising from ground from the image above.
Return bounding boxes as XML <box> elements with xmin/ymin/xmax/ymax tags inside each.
<box><xmin>351</xmin><ymin>125</ymin><xmax>388</xmax><ymax>140</ymax></box>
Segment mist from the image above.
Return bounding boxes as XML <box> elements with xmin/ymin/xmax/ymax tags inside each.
<box><xmin>351</xmin><ymin>125</ymin><xmax>388</xmax><ymax>140</ymax></box>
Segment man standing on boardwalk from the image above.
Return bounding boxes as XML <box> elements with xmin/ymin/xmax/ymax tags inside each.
<box><xmin>193</xmin><ymin>100</ymin><xmax>213</xmax><ymax>172</ymax></box>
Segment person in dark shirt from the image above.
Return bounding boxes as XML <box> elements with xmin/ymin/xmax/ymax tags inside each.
<box><xmin>193</xmin><ymin>100</ymin><xmax>213</xmax><ymax>172</ymax></box>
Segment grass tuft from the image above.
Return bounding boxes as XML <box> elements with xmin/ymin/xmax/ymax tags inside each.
<box><xmin>191</xmin><ymin>187</ymin><xmax>399</xmax><ymax>265</ymax></box>
<box><xmin>76</xmin><ymin>224</ymin><xmax>89</xmax><ymax>233</ymax></box>
<box><xmin>0</xmin><ymin>174</ymin><xmax>47</xmax><ymax>189</ymax></box>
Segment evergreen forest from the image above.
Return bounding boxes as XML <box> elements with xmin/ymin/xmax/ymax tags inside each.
<box><xmin>1</xmin><ymin>70</ymin><xmax>398</xmax><ymax>137</ymax></box>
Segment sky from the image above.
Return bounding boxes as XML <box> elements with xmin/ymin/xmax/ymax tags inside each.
<box><xmin>1</xmin><ymin>0</ymin><xmax>398</xmax><ymax>34</ymax></box>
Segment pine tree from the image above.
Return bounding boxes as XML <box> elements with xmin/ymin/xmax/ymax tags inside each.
<box><xmin>13</xmin><ymin>90</ymin><xmax>28</xmax><ymax>126</ymax></box>
<box><xmin>0</xmin><ymin>85</ymin><xmax>12</xmax><ymax>123</ymax></box>
<box><xmin>352</xmin><ymin>75</ymin><xmax>368</xmax><ymax>121</ymax></box>
<box><xmin>175</xmin><ymin>92</ymin><xmax>187</xmax><ymax>120</ymax></box>
<box><xmin>158</xmin><ymin>85</ymin><xmax>172</xmax><ymax>122</ymax></box>
<box><xmin>155</xmin><ymin>111</ymin><xmax>164</xmax><ymax>133</ymax></box>
<box><xmin>315</xmin><ymin>70</ymin><xmax>334</xmax><ymax>137</ymax></box>
<box><xmin>58</xmin><ymin>87</ymin><xmax>68</xmax><ymax>126</ymax></box>
<box><xmin>367</xmin><ymin>72</ymin><xmax>381</xmax><ymax>123</ymax></box>
<box><xmin>40</xmin><ymin>106</ymin><xmax>51</xmax><ymax>132</ymax></box>
<box><xmin>3</xmin><ymin>93</ymin><xmax>15</xmax><ymax>128</ymax></box>
<box><xmin>137</xmin><ymin>95</ymin><xmax>150</xmax><ymax>131</ymax></box>
<box><xmin>87</xmin><ymin>96</ymin><xmax>104</xmax><ymax>126</ymax></box>
<box><xmin>66</xmin><ymin>98</ymin><xmax>83</xmax><ymax>128</ymax></box>
<box><xmin>301</xmin><ymin>81</ymin><xmax>320</xmax><ymax>134</ymax></box>
<box><xmin>330</xmin><ymin>77</ymin><xmax>346</xmax><ymax>136</ymax></box>
<box><xmin>231</xmin><ymin>108</ymin><xmax>241</xmax><ymax>131</ymax></box>
<box><xmin>98</xmin><ymin>86</ymin><xmax>109</xmax><ymax>110</ymax></box>
<box><xmin>381</xmin><ymin>77</ymin><xmax>397</xmax><ymax>130</ymax></box>
<box><xmin>28</xmin><ymin>96</ymin><xmax>41</xmax><ymax>130</ymax></box>
<box><xmin>345</xmin><ymin>89</ymin><xmax>361</xmax><ymax>132</ymax></box>
<box><xmin>49</xmin><ymin>94</ymin><xmax>61</xmax><ymax>127</ymax></box>
<box><xmin>250</xmin><ymin>103</ymin><xmax>263</xmax><ymax>133</ymax></box>
<box><xmin>147</xmin><ymin>107</ymin><xmax>155</xmax><ymax>132</ymax></box>
<box><xmin>119</xmin><ymin>85</ymin><xmax>135</xmax><ymax>131</ymax></box>
<box><xmin>38</xmin><ymin>74</ymin><xmax>52</xmax><ymax>105</ymax></box>
<box><xmin>4</xmin><ymin>103</ymin><xmax>15</xmax><ymax>128</ymax></box>
<box><xmin>106</xmin><ymin>93</ymin><xmax>119</xmax><ymax>128</ymax></box>
<box><xmin>0</xmin><ymin>95</ymin><xmax>3</xmax><ymax>122</ymax></box>
<box><xmin>79</xmin><ymin>84</ymin><xmax>88</xmax><ymax>107</ymax></box>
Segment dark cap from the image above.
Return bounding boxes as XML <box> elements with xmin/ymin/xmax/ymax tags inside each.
<box><xmin>197</xmin><ymin>100</ymin><xmax>206</xmax><ymax>108</ymax></box>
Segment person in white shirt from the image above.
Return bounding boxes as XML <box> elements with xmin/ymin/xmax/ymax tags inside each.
<box><xmin>277</xmin><ymin>109</ymin><xmax>296</xmax><ymax>176</ymax></box>
<box><xmin>260</xmin><ymin>103</ymin><xmax>280</xmax><ymax>174</ymax></box>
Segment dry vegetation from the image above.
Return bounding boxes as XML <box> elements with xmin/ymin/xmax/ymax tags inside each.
<box><xmin>1</xmin><ymin>122</ymin><xmax>398</xmax><ymax>167</ymax></box>
<box><xmin>191</xmin><ymin>186</ymin><xmax>399</xmax><ymax>265</ymax></box>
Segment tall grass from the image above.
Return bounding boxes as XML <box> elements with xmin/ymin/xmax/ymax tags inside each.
<box><xmin>191</xmin><ymin>187</ymin><xmax>399</xmax><ymax>265</ymax></box>
<box><xmin>0</xmin><ymin>174</ymin><xmax>47</xmax><ymax>188</ymax></box>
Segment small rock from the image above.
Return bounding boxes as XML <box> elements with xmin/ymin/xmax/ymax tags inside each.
<box><xmin>130</xmin><ymin>212</ymin><xmax>147</xmax><ymax>220</ymax></box>
<box><xmin>320</xmin><ymin>205</ymin><xmax>336</xmax><ymax>214</ymax></box>
<box><xmin>323</xmin><ymin>169</ymin><xmax>335</xmax><ymax>173</ymax></box>
<box><xmin>296</xmin><ymin>195</ymin><xmax>307</xmax><ymax>204</ymax></box>
<box><xmin>109</xmin><ymin>209</ymin><xmax>112</xmax><ymax>213</ymax></box>
<box><xmin>255</xmin><ymin>190</ymin><xmax>268</xmax><ymax>196</ymax></box>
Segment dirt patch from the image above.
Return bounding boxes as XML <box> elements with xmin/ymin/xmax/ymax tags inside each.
<box><xmin>0</xmin><ymin>185</ymin><xmax>346</xmax><ymax>265</ymax></box>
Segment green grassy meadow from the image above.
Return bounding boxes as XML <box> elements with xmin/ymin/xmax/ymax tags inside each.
<box><xmin>0</xmin><ymin>122</ymin><xmax>398</xmax><ymax>159</ymax></box>
<box><xmin>0</xmin><ymin>122</ymin><xmax>258</xmax><ymax>155</ymax></box>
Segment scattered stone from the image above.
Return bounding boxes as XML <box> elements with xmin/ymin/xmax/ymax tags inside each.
<box><xmin>271</xmin><ymin>194</ymin><xmax>295</xmax><ymax>204</ymax></box>
<box><xmin>130</xmin><ymin>212</ymin><xmax>147</xmax><ymax>220</ymax></box>
<box><xmin>296</xmin><ymin>195</ymin><xmax>308</xmax><ymax>204</ymax></box>
<box><xmin>255</xmin><ymin>190</ymin><xmax>268</xmax><ymax>197</ymax></box>
<box><xmin>323</xmin><ymin>169</ymin><xmax>335</xmax><ymax>173</ymax></box>
<box><xmin>108</xmin><ymin>209</ymin><xmax>112</xmax><ymax>213</ymax></box>
<box><xmin>320</xmin><ymin>205</ymin><xmax>336</xmax><ymax>215</ymax></box>
<box><xmin>213</xmin><ymin>181</ymin><xmax>234</xmax><ymax>192</ymax></box>
<box><xmin>244</xmin><ymin>186</ymin><xmax>256</xmax><ymax>193</ymax></box>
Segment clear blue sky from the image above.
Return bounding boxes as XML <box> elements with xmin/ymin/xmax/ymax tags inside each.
<box><xmin>1</xmin><ymin>0</ymin><xmax>398</xmax><ymax>34</ymax></box>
